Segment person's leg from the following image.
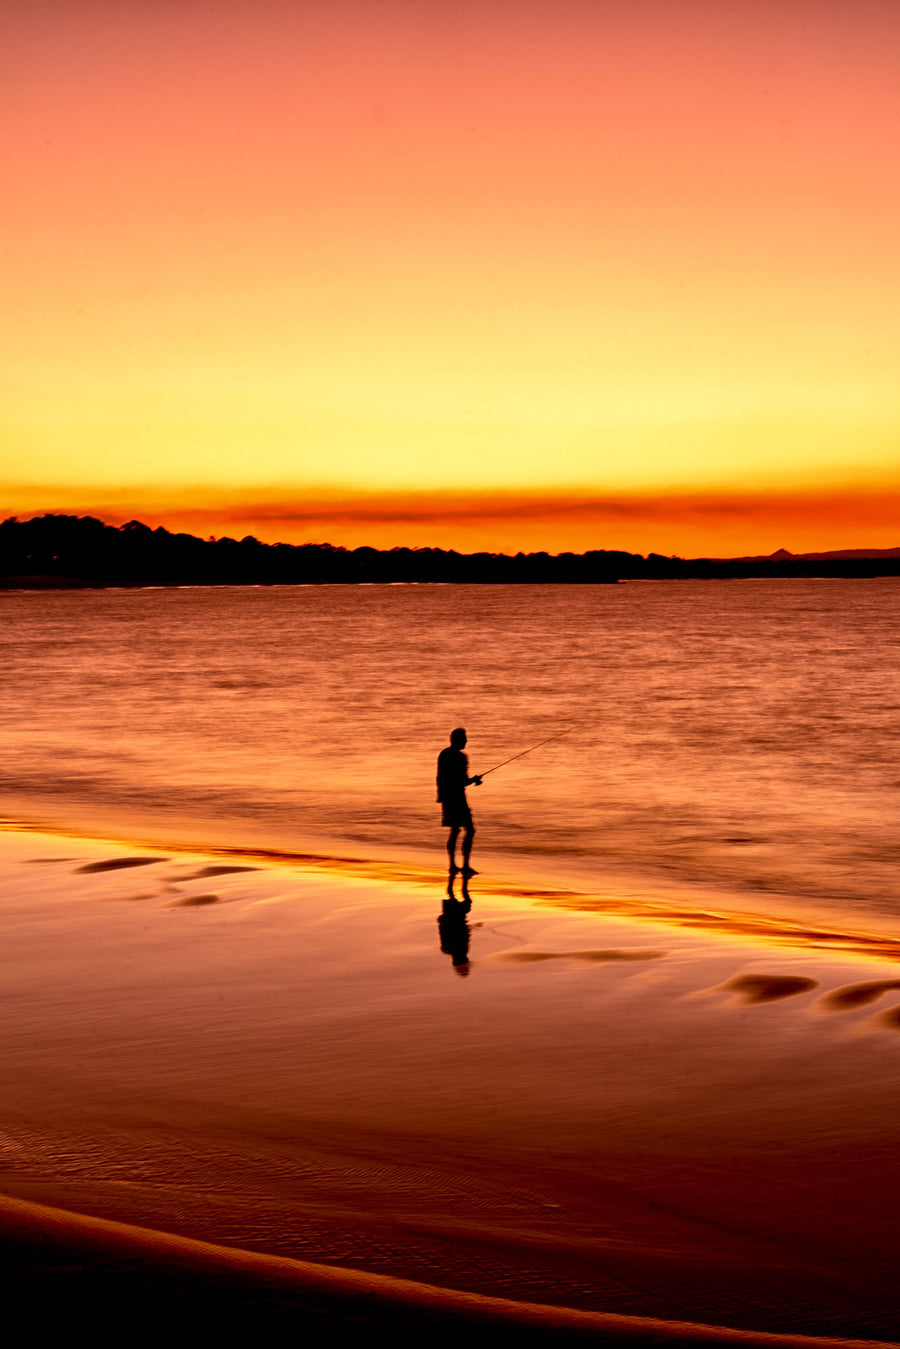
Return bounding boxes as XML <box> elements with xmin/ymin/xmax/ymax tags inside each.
<box><xmin>447</xmin><ymin>826</ymin><xmax>460</xmax><ymax>870</ymax></box>
<box><xmin>462</xmin><ymin>822</ymin><xmax>476</xmax><ymax>873</ymax></box>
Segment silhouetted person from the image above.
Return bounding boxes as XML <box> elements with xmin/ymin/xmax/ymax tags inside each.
<box><xmin>437</xmin><ymin>727</ymin><xmax>481</xmax><ymax>876</ymax></box>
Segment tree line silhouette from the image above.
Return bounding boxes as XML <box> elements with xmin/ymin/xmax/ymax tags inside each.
<box><xmin>2</xmin><ymin>514</ymin><xmax>898</xmax><ymax>587</ymax></box>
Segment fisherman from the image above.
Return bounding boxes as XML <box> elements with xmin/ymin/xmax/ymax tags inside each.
<box><xmin>436</xmin><ymin>727</ymin><xmax>481</xmax><ymax>877</ymax></box>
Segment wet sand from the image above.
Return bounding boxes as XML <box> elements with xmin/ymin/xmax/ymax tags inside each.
<box><xmin>1</xmin><ymin>826</ymin><xmax>899</xmax><ymax>1344</ymax></box>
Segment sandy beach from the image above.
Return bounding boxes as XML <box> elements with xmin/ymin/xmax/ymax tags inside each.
<box><xmin>1</xmin><ymin>824</ymin><xmax>898</xmax><ymax>1344</ymax></box>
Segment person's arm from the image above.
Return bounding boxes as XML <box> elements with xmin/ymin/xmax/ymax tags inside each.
<box><xmin>462</xmin><ymin>751</ymin><xmax>481</xmax><ymax>787</ymax></box>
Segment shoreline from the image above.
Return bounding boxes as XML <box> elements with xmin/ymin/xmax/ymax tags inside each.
<box><xmin>6</xmin><ymin>814</ymin><xmax>900</xmax><ymax>964</ymax></box>
<box><xmin>2</xmin><ymin>824</ymin><xmax>900</xmax><ymax>1342</ymax></box>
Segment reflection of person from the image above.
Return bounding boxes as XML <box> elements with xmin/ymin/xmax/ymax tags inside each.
<box><xmin>438</xmin><ymin>884</ymin><xmax>472</xmax><ymax>976</ymax></box>
<box><xmin>436</xmin><ymin>727</ymin><xmax>481</xmax><ymax>876</ymax></box>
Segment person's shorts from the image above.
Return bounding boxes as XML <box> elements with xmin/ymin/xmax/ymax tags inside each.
<box><xmin>441</xmin><ymin>798</ymin><xmax>473</xmax><ymax>829</ymax></box>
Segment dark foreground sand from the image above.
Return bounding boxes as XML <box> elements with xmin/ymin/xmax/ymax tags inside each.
<box><xmin>1</xmin><ymin>828</ymin><xmax>899</xmax><ymax>1345</ymax></box>
<box><xmin>2</xmin><ymin>1193</ymin><xmax>894</xmax><ymax>1347</ymax></box>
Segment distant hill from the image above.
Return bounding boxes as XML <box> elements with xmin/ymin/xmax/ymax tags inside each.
<box><xmin>1</xmin><ymin>515</ymin><xmax>899</xmax><ymax>586</ymax></box>
<box><xmin>719</xmin><ymin>546</ymin><xmax>900</xmax><ymax>563</ymax></box>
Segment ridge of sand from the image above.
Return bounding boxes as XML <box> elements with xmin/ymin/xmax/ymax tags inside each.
<box><xmin>1</xmin><ymin>1193</ymin><xmax>895</xmax><ymax>1348</ymax></box>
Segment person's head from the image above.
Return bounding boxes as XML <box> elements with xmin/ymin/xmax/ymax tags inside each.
<box><xmin>450</xmin><ymin>727</ymin><xmax>467</xmax><ymax>749</ymax></box>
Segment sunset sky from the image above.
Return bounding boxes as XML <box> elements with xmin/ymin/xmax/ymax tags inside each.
<box><xmin>2</xmin><ymin>0</ymin><xmax>899</xmax><ymax>555</ymax></box>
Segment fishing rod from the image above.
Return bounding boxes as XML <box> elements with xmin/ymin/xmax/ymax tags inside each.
<box><xmin>478</xmin><ymin>729</ymin><xmax>572</xmax><ymax>779</ymax></box>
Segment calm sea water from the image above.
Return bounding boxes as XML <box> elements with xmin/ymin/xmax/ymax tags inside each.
<box><xmin>2</xmin><ymin>581</ymin><xmax>898</xmax><ymax>928</ymax></box>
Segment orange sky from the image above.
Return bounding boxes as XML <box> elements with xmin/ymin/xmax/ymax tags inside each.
<box><xmin>2</xmin><ymin>0</ymin><xmax>899</xmax><ymax>555</ymax></box>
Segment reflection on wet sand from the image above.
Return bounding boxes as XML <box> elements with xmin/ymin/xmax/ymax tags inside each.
<box><xmin>9</xmin><ymin>826</ymin><xmax>900</xmax><ymax>1343</ymax></box>
<box><xmin>438</xmin><ymin>872</ymin><xmax>472</xmax><ymax>976</ymax></box>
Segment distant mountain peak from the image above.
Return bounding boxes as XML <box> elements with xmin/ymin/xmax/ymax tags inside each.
<box><xmin>768</xmin><ymin>548</ymin><xmax>795</xmax><ymax>560</ymax></box>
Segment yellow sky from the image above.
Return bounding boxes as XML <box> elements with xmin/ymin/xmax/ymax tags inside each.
<box><xmin>3</xmin><ymin>1</ymin><xmax>899</xmax><ymax>553</ymax></box>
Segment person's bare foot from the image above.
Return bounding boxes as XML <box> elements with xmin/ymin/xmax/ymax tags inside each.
<box><xmin>462</xmin><ymin>866</ymin><xmax>478</xmax><ymax>877</ymax></box>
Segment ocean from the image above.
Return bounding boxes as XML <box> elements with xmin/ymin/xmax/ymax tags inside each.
<box><xmin>3</xmin><ymin>579</ymin><xmax>899</xmax><ymax>932</ymax></box>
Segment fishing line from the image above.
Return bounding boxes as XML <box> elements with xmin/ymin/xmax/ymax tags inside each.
<box><xmin>478</xmin><ymin>728</ymin><xmax>573</xmax><ymax>778</ymax></box>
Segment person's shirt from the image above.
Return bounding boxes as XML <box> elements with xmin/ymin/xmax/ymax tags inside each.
<box><xmin>437</xmin><ymin>746</ymin><xmax>468</xmax><ymax>803</ymax></box>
